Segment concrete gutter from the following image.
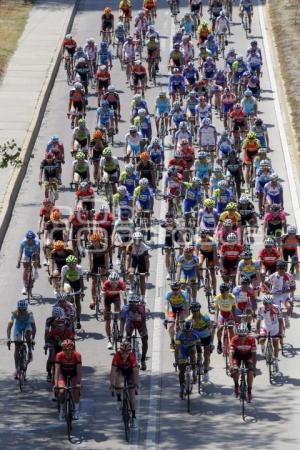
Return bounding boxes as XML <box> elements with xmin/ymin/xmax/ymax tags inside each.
<box><xmin>0</xmin><ymin>0</ymin><xmax>80</xmax><ymax>249</ymax></box>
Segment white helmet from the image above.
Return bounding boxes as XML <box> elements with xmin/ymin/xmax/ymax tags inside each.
<box><xmin>108</xmin><ymin>271</ymin><xmax>120</xmax><ymax>282</ymax></box>
<box><xmin>74</xmin><ymin>82</ymin><xmax>83</xmax><ymax>90</ymax></box>
<box><xmin>139</xmin><ymin>177</ymin><xmax>149</xmax><ymax>187</ymax></box>
<box><xmin>227</xmin><ymin>233</ymin><xmax>238</xmax><ymax>243</ymax></box>
<box><xmin>108</xmin><ymin>85</ymin><xmax>115</xmax><ymax>92</ymax></box>
<box><xmin>133</xmin><ymin>231</ymin><xmax>143</xmax><ymax>240</ymax></box>
<box><xmin>118</xmin><ymin>185</ymin><xmax>127</xmax><ymax>195</ymax></box>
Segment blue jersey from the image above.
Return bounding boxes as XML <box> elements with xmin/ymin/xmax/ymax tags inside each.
<box><xmin>183</xmin><ymin>67</ymin><xmax>198</xmax><ymax>84</ymax></box>
<box><xmin>98</xmin><ymin>48</ymin><xmax>111</xmax><ymax>65</ymax></box>
<box><xmin>96</xmin><ymin>106</ymin><xmax>114</xmax><ymax>126</ymax></box>
<box><xmin>176</xmin><ymin>330</ymin><xmax>201</xmax><ymax>348</ymax></box>
<box><xmin>194</xmin><ymin>160</ymin><xmax>211</xmax><ymax>178</ymax></box>
<box><xmin>120</xmin><ymin>172</ymin><xmax>138</xmax><ymax>196</ymax></box>
<box><xmin>20</xmin><ymin>239</ymin><xmax>40</xmax><ymax>257</ymax></box>
<box><xmin>148</xmin><ymin>144</ymin><xmax>164</xmax><ymax>163</ymax></box>
<box><xmin>168</xmin><ymin>74</ymin><xmax>185</xmax><ymax>90</ymax></box>
<box><xmin>155</xmin><ymin>98</ymin><xmax>170</xmax><ymax>114</ymax></box>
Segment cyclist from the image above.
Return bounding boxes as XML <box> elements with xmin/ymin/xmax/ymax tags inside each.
<box><xmin>75</xmin><ymin>181</ymin><xmax>94</xmax><ymax>216</ymax></box>
<box><xmin>230</xmin><ymin>323</ymin><xmax>256</xmax><ymax>402</ymax></box>
<box><xmin>175</xmin><ymin>320</ymin><xmax>200</xmax><ymax>398</ymax></box>
<box><xmin>194</xmin><ymin>151</ymin><xmax>212</xmax><ymax>182</ymax></box>
<box><xmin>237</xmin><ymin>251</ymin><xmax>260</xmax><ymax>293</ymax></box>
<box><xmin>89</xmin><ymin>128</ymin><xmax>107</xmax><ymax>185</ymax></box>
<box><xmin>84</xmin><ymin>37</ymin><xmax>97</xmax><ymax>75</ymax></box>
<box><xmin>98</xmin><ymin>41</ymin><xmax>112</xmax><ymax>69</ymax></box>
<box><xmin>101</xmin><ymin>6</ymin><xmax>114</xmax><ymax>36</ymax></box>
<box><xmin>195</xmin><ymin>229</ymin><xmax>218</xmax><ymax>295</ymax></box>
<box><xmin>198</xmin><ymin>118</ymin><xmax>217</xmax><ymax>160</ymax></box>
<box><xmin>220</xmin><ymin>233</ymin><xmax>243</xmax><ymax>283</ymax></box>
<box><xmin>240</xmin><ymin>0</ymin><xmax>253</xmax><ymax>33</ymax></box>
<box><xmin>74</xmin><ymin>57</ymin><xmax>90</xmax><ymax>97</ymax></box>
<box><xmin>96</xmin><ymin>99</ymin><xmax>114</xmax><ymax>132</ymax></box>
<box><xmin>215</xmin><ymin>10</ymin><xmax>230</xmax><ymax>46</ymax></box>
<box><xmin>119</xmin><ymin>0</ymin><xmax>132</xmax><ymax>21</ymax></box>
<box><xmin>214</xmin><ymin>282</ymin><xmax>236</xmax><ymax>354</ymax></box>
<box><xmin>237</xmin><ymin>194</ymin><xmax>257</xmax><ymax>242</ymax></box>
<box><xmin>154</xmin><ymin>92</ymin><xmax>171</xmax><ymax>136</ymax></box>
<box><xmin>281</xmin><ymin>225</ymin><xmax>300</xmax><ymax>270</ymax></box>
<box><xmin>168</xmin><ymin>68</ymin><xmax>185</xmax><ymax>105</ymax></box>
<box><xmin>55</xmin><ymin>339</ymin><xmax>82</xmax><ymax>420</ymax></box>
<box><xmin>133</xmin><ymin>178</ymin><xmax>154</xmax><ymax>241</ymax></box>
<box><xmin>263</xmin><ymin>203</ymin><xmax>286</xmax><ymax>238</ymax></box>
<box><xmin>119</xmin><ymin>163</ymin><xmax>138</xmax><ymax>196</ymax></box>
<box><xmin>256</xmin><ymin>295</ymin><xmax>283</xmax><ymax>372</ymax></box>
<box><xmin>68</xmin><ymin>82</ymin><xmax>86</xmax><ymax>129</ymax></box>
<box><xmin>71</xmin><ymin>152</ymin><xmax>90</xmax><ymax>187</ymax></box>
<box><xmin>126</xmin><ymin>231</ymin><xmax>150</xmax><ymax>300</ymax></box>
<box><xmin>17</xmin><ymin>231</ymin><xmax>41</xmax><ymax>295</ymax></box>
<box><xmin>67</xmin><ymin>206</ymin><xmax>89</xmax><ymax>259</ymax></box>
<box><xmin>225</xmin><ymin>150</ymin><xmax>244</xmax><ymax>199</ymax></box>
<box><xmin>49</xmin><ymin>241</ymin><xmax>74</xmax><ymax>295</ymax></box>
<box><xmin>46</xmin><ymin>135</ymin><xmax>65</xmax><ymax>183</ymax></box>
<box><xmin>213</xmin><ymin>179</ymin><xmax>233</xmax><ymax>214</ymax></box>
<box><xmin>61</xmin><ymin>255</ymin><xmax>84</xmax><ymax>329</ymax></box>
<box><xmin>259</xmin><ymin>237</ymin><xmax>280</xmax><ymax>281</ymax></box>
<box><xmin>110</xmin><ymin>340</ymin><xmax>139</xmax><ymax>428</ymax></box>
<box><xmin>103</xmin><ymin>271</ymin><xmax>126</xmax><ymax>349</ymax></box>
<box><xmin>125</xmin><ymin>125</ymin><xmax>143</xmax><ymax>162</ymax></box>
<box><xmin>183</xmin><ymin>62</ymin><xmax>199</xmax><ymax>92</ymax></box>
<box><xmin>120</xmin><ymin>293</ymin><xmax>148</xmax><ymax>370</ymax></box>
<box><xmin>188</xmin><ymin>302</ymin><xmax>213</xmax><ymax>382</ymax></box>
<box><xmin>164</xmin><ymin>281</ymin><xmax>189</xmax><ymax>350</ymax></box>
<box><xmin>242</xmin><ymin>130</ymin><xmax>260</xmax><ymax>193</ymax></box>
<box><xmin>146</xmin><ymin>34</ymin><xmax>160</xmax><ymax>79</ymax></box>
<box><xmin>136</xmin><ymin>151</ymin><xmax>156</xmax><ymax>188</ymax></box>
<box><xmin>251</xmin><ymin>117</ymin><xmax>269</xmax><ymax>150</ymax></box>
<box><xmin>93</xmin><ymin>206</ymin><xmax>114</xmax><ymax>267</ymax></box>
<box><xmin>241</xmin><ymin>89</ymin><xmax>257</xmax><ymax>126</ymax></box>
<box><xmin>62</xmin><ymin>33</ymin><xmax>77</xmax><ymax>66</ymax></box>
<box><xmin>134</xmin><ymin>109</ymin><xmax>152</xmax><ymax>145</ymax></box>
<box><xmin>161</xmin><ymin>212</ymin><xmax>184</xmax><ymax>280</ymax></box>
<box><xmin>169</xmin><ymin>43</ymin><xmax>184</xmax><ymax>70</ymax></box>
<box><xmin>198</xmin><ymin>198</ymin><xmax>219</xmax><ymax>234</ymax></box>
<box><xmin>182</xmin><ymin>177</ymin><xmax>203</xmax><ymax>227</ymax></box>
<box><xmin>263</xmin><ymin>173</ymin><xmax>284</xmax><ymax>211</ymax></box>
<box><xmin>7</xmin><ymin>299</ymin><xmax>36</xmax><ymax>379</ymax></box>
<box><xmin>131</xmin><ymin>60</ymin><xmax>147</xmax><ymax>95</ymax></box>
<box><xmin>72</xmin><ymin>118</ymin><xmax>90</xmax><ymax>155</ymax></box>
<box><xmin>43</xmin><ymin>209</ymin><xmax>67</xmax><ymax>263</ymax></box>
<box><xmin>44</xmin><ymin>307</ymin><xmax>74</xmax><ymax>382</ymax></box>
<box><xmin>232</xmin><ymin>276</ymin><xmax>256</xmax><ymax>330</ymax></box>
<box><xmin>197</xmin><ymin>20</ymin><xmax>210</xmax><ymax>45</ymax></box>
<box><xmin>112</xmin><ymin>210</ymin><xmax>135</xmax><ymax>265</ymax></box>
<box><xmin>176</xmin><ymin>246</ymin><xmax>200</xmax><ymax>303</ymax></box>
<box><xmin>268</xmin><ymin>260</ymin><xmax>295</xmax><ymax>318</ymax></box>
<box><xmin>88</xmin><ymin>233</ymin><xmax>109</xmax><ymax>309</ymax></box>
<box><xmin>39</xmin><ymin>151</ymin><xmax>60</xmax><ymax>199</ymax></box>
<box><xmin>148</xmin><ymin>138</ymin><xmax>165</xmax><ymax>176</ymax></box>
<box><xmin>100</xmin><ymin>147</ymin><xmax>120</xmax><ymax>193</ymax></box>
<box><xmin>113</xmin><ymin>185</ymin><xmax>133</xmax><ymax>219</ymax></box>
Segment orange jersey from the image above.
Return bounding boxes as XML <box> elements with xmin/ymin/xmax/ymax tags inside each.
<box><xmin>259</xmin><ymin>248</ymin><xmax>280</xmax><ymax>267</ymax></box>
<box><xmin>63</xmin><ymin>38</ymin><xmax>77</xmax><ymax>49</ymax></box>
<box><xmin>132</xmin><ymin>64</ymin><xmax>146</xmax><ymax>75</ymax></box>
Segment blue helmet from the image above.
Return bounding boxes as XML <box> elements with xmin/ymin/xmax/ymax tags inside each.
<box><xmin>17</xmin><ymin>299</ymin><xmax>28</xmax><ymax>310</ymax></box>
<box><xmin>51</xmin><ymin>135</ymin><xmax>59</xmax><ymax>142</ymax></box>
<box><xmin>26</xmin><ymin>230</ymin><xmax>36</xmax><ymax>240</ymax></box>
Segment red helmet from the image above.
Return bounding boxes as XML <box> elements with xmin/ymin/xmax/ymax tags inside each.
<box><xmin>62</xmin><ymin>339</ymin><xmax>75</xmax><ymax>350</ymax></box>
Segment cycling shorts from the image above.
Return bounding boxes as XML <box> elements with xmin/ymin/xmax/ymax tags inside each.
<box><xmin>179</xmin><ymin>268</ymin><xmax>197</xmax><ymax>283</ymax></box>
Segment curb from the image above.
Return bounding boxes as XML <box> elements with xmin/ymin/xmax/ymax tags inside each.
<box><xmin>0</xmin><ymin>0</ymin><xmax>80</xmax><ymax>249</ymax></box>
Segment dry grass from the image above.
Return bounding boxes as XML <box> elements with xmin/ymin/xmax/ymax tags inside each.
<box><xmin>0</xmin><ymin>0</ymin><xmax>33</xmax><ymax>79</ymax></box>
<box><xmin>267</xmin><ymin>0</ymin><xmax>300</xmax><ymax>155</ymax></box>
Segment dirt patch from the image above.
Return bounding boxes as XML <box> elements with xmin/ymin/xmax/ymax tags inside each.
<box><xmin>267</xmin><ymin>0</ymin><xmax>300</xmax><ymax>157</ymax></box>
<box><xmin>0</xmin><ymin>0</ymin><xmax>33</xmax><ymax>79</ymax></box>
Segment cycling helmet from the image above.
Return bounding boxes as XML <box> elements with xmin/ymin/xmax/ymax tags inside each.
<box><xmin>224</xmin><ymin>219</ymin><xmax>232</xmax><ymax>227</ymax></box>
<box><xmin>170</xmin><ymin>281</ymin><xmax>181</xmax><ymax>290</ymax></box>
<box><xmin>139</xmin><ymin>177</ymin><xmax>149</xmax><ymax>187</ymax></box>
<box><xmin>203</xmin><ymin>117</ymin><xmax>211</xmax><ymax>126</ymax></box>
<box><xmin>220</xmin><ymin>10</ymin><xmax>226</xmax><ymax>16</ymax></box>
<box><xmin>270</xmin><ymin>203</ymin><xmax>280</xmax><ymax>211</ymax></box>
<box><xmin>262</xmin><ymin>294</ymin><xmax>273</xmax><ymax>305</ymax></box>
<box><xmin>220</xmin><ymin>282</ymin><xmax>230</xmax><ymax>292</ymax></box>
<box><xmin>204</xmin><ymin>198</ymin><xmax>215</xmax><ymax>208</ymax></box>
<box><xmin>103</xmin><ymin>147</ymin><xmax>112</xmax><ymax>156</ymax></box>
<box><xmin>255</xmin><ymin>118</ymin><xmax>263</xmax><ymax>125</ymax></box>
<box><xmin>66</xmin><ymin>34</ymin><xmax>72</xmax><ymax>40</ymax></box>
<box><xmin>173</xmin><ymin>101</ymin><xmax>181</xmax><ymax>108</ymax></box>
<box><xmin>129</xmin><ymin>125</ymin><xmax>138</xmax><ymax>132</ymax></box>
<box><xmin>276</xmin><ymin>260</ymin><xmax>287</xmax><ymax>269</ymax></box>
<box><xmin>179</xmin><ymin>121</ymin><xmax>187</xmax><ymax>129</ymax></box>
<box><xmin>120</xmin><ymin>340</ymin><xmax>132</xmax><ymax>352</ymax></box>
<box><xmin>74</xmin><ymin>81</ymin><xmax>83</xmax><ymax>90</ymax></box>
<box><xmin>66</xmin><ymin>255</ymin><xmax>78</xmax><ymax>265</ymax></box>
<box><xmin>174</xmin><ymin>150</ymin><xmax>182</xmax><ymax>158</ymax></box>
<box><xmin>133</xmin><ymin>231</ymin><xmax>143</xmax><ymax>240</ymax></box>
<box><xmin>242</xmin><ymin>251</ymin><xmax>253</xmax><ymax>259</ymax></box>
<box><xmin>118</xmin><ymin>185</ymin><xmax>127</xmax><ymax>195</ymax></box>
<box><xmin>270</xmin><ymin>173</ymin><xmax>279</xmax><ymax>181</ymax></box>
<box><xmin>107</xmin><ymin>84</ymin><xmax>115</xmax><ymax>93</ymax></box>
<box><xmin>287</xmin><ymin>225</ymin><xmax>297</xmax><ymax>235</ymax></box>
<box><xmin>260</xmin><ymin>159</ymin><xmax>270</xmax><ymax>167</ymax></box>
<box><xmin>62</xmin><ymin>339</ymin><xmax>75</xmax><ymax>350</ymax></box>
<box><xmin>239</xmin><ymin>195</ymin><xmax>249</xmax><ymax>205</ymax></box>
<box><xmin>233</xmin><ymin>103</ymin><xmax>242</xmax><ymax>110</ymax></box>
<box><xmin>116</xmin><ymin>22</ymin><xmax>124</xmax><ymax>28</ymax></box>
<box><xmin>51</xmin><ymin>135</ymin><xmax>59</xmax><ymax>142</ymax></box>
<box><xmin>26</xmin><ymin>230</ymin><xmax>36</xmax><ymax>240</ymax></box>
<box><xmin>214</xmin><ymin>165</ymin><xmax>222</xmax><ymax>173</ymax></box>
<box><xmin>54</xmin><ymin>240</ymin><xmax>65</xmax><ymax>251</ymax></box>
<box><xmin>198</xmin><ymin>151</ymin><xmax>207</xmax><ymax>159</ymax></box>
<box><xmin>227</xmin><ymin>232</ymin><xmax>238</xmax><ymax>243</ymax></box>
<box><xmin>87</xmin><ymin>37</ymin><xmax>95</xmax><ymax>44</ymax></box>
<box><xmin>192</xmin><ymin>176</ymin><xmax>201</xmax><ymax>185</ymax></box>
<box><xmin>93</xmin><ymin>129</ymin><xmax>103</xmax><ymax>139</ymax></box>
<box><xmin>128</xmin><ymin>293</ymin><xmax>140</xmax><ymax>304</ymax></box>
<box><xmin>264</xmin><ymin>237</ymin><xmax>274</xmax><ymax>247</ymax></box>
<box><xmin>140</xmin><ymin>151</ymin><xmax>149</xmax><ymax>161</ymax></box>
<box><xmin>125</xmin><ymin>163</ymin><xmax>134</xmax><ymax>173</ymax></box>
<box><xmin>152</xmin><ymin>137</ymin><xmax>160</xmax><ymax>145</ymax></box>
<box><xmin>183</xmin><ymin>246</ymin><xmax>194</xmax><ymax>254</ymax></box>
<box><xmin>52</xmin><ymin>306</ymin><xmax>65</xmax><ymax>318</ymax></box>
<box><xmin>75</xmin><ymin>151</ymin><xmax>85</xmax><ymax>161</ymax></box>
<box><xmin>45</xmin><ymin>151</ymin><xmax>54</xmax><ymax>160</ymax></box>
<box><xmin>226</xmin><ymin>202</ymin><xmax>237</xmax><ymax>211</ymax></box>
<box><xmin>109</xmin><ymin>271</ymin><xmax>120</xmax><ymax>282</ymax></box>
<box><xmin>190</xmin><ymin>302</ymin><xmax>201</xmax><ymax>312</ymax></box>
<box><xmin>133</xmin><ymin>93</ymin><xmax>141</xmax><ymax>100</ymax></box>
<box><xmin>200</xmin><ymin>229</ymin><xmax>209</xmax><ymax>236</ymax></box>
<box><xmin>79</xmin><ymin>181</ymin><xmax>89</xmax><ymax>190</ymax></box>
<box><xmin>236</xmin><ymin>54</ymin><xmax>243</xmax><ymax>61</ymax></box>
<box><xmin>158</xmin><ymin>91</ymin><xmax>166</xmax><ymax>97</ymax></box>
<box><xmin>90</xmin><ymin>233</ymin><xmax>101</xmax><ymax>242</ymax></box>
<box><xmin>240</xmin><ymin>276</ymin><xmax>250</xmax><ymax>285</ymax></box>
<box><xmin>138</xmin><ymin>108</ymin><xmax>147</xmax><ymax>117</ymax></box>
<box><xmin>244</xmin><ymin>89</ymin><xmax>253</xmax><ymax>97</ymax></box>
<box><xmin>218</xmin><ymin>180</ymin><xmax>227</xmax><ymax>189</ymax></box>
<box><xmin>247</xmin><ymin>131</ymin><xmax>256</xmax><ymax>139</ymax></box>
<box><xmin>236</xmin><ymin>323</ymin><xmax>248</xmax><ymax>336</ymax></box>
<box><xmin>183</xmin><ymin>320</ymin><xmax>193</xmax><ymax>331</ymax></box>
<box><xmin>17</xmin><ymin>299</ymin><xmax>28</xmax><ymax>310</ymax></box>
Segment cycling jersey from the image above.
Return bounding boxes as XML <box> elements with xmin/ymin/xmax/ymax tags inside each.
<box><xmin>257</xmin><ymin>304</ymin><xmax>282</xmax><ymax>336</ymax></box>
<box><xmin>232</xmin><ymin>286</ymin><xmax>255</xmax><ymax>310</ymax></box>
<box><xmin>194</xmin><ymin>159</ymin><xmax>211</xmax><ymax>179</ymax></box>
<box><xmin>119</xmin><ymin>171</ymin><xmax>138</xmax><ymax>195</ymax></box>
<box><xmin>230</xmin><ymin>335</ymin><xmax>256</xmax><ymax>354</ymax></box>
<box><xmin>20</xmin><ymin>238</ymin><xmax>40</xmax><ymax>257</ymax></box>
<box><xmin>259</xmin><ymin>248</ymin><xmax>280</xmax><ymax>267</ymax></box>
<box><xmin>198</xmin><ymin>208</ymin><xmax>219</xmax><ymax>230</ymax></box>
<box><xmin>133</xmin><ymin>186</ymin><xmax>153</xmax><ymax>205</ymax></box>
<box><xmin>100</xmin><ymin>156</ymin><xmax>119</xmax><ymax>174</ymax></box>
<box><xmin>214</xmin><ymin>293</ymin><xmax>235</xmax><ymax>312</ymax></box>
<box><xmin>102</xmin><ymin>280</ymin><xmax>126</xmax><ymax>299</ymax></box>
<box><xmin>49</xmin><ymin>249</ymin><xmax>74</xmax><ymax>271</ymax></box>
<box><xmin>220</xmin><ymin>243</ymin><xmax>243</xmax><ymax>261</ymax></box>
<box><xmin>214</xmin><ymin>189</ymin><xmax>232</xmax><ymax>213</ymax></box>
<box><xmin>114</xmin><ymin>218</ymin><xmax>135</xmax><ymax>240</ymax></box>
<box><xmin>155</xmin><ymin>97</ymin><xmax>170</xmax><ymax>114</ymax></box>
<box><xmin>196</xmin><ymin>237</ymin><xmax>217</xmax><ymax>253</ymax></box>
<box><xmin>73</xmin><ymin>127</ymin><xmax>89</xmax><ymax>142</ymax></box>
<box><xmin>72</xmin><ymin>159</ymin><xmax>89</xmax><ymax>174</ymax></box>
<box><xmin>219</xmin><ymin>211</ymin><xmax>241</xmax><ymax>227</ymax></box>
<box><xmin>165</xmin><ymin>290</ymin><xmax>188</xmax><ymax>308</ymax></box>
<box><xmin>112</xmin><ymin>351</ymin><xmax>137</xmax><ymax>370</ymax></box>
<box><xmin>187</xmin><ymin>313</ymin><xmax>211</xmax><ymax>338</ymax></box>
<box><xmin>61</xmin><ymin>265</ymin><xmax>83</xmax><ymax>282</ymax></box>
<box><xmin>177</xmin><ymin>255</ymin><xmax>199</xmax><ymax>271</ymax></box>
<box><xmin>56</xmin><ymin>351</ymin><xmax>81</xmax><ymax>374</ymax></box>
<box><xmin>238</xmin><ymin>259</ymin><xmax>260</xmax><ymax>277</ymax></box>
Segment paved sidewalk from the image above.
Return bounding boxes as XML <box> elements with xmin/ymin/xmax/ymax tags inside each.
<box><xmin>0</xmin><ymin>0</ymin><xmax>78</xmax><ymax>242</ymax></box>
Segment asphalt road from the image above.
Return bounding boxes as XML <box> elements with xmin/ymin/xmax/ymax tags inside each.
<box><xmin>0</xmin><ymin>1</ymin><xmax>299</xmax><ymax>449</ymax></box>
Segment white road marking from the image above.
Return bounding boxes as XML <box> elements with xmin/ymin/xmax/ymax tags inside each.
<box><xmin>258</xmin><ymin>1</ymin><xmax>300</xmax><ymax>229</ymax></box>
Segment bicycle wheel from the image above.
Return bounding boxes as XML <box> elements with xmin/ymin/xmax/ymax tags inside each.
<box><xmin>223</xmin><ymin>333</ymin><xmax>231</xmax><ymax>375</ymax></box>
<box><xmin>66</xmin><ymin>395</ymin><xmax>73</xmax><ymax>440</ymax></box>
<box><xmin>27</xmin><ymin>266</ymin><xmax>33</xmax><ymax>303</ymax></box>
<box><xmin>95</xmin><ymin>293</ymin><xmax>101</xmax><ymax>321</ymax></box>
<box><xmin>112</xmin><ymin>320</ymin><xmax>119</xmax><ymax>353</ymax></box>
<box><xmin>186</xmin><ymin>372</ymin><xmax>191</xmax><ymax>413</ymax></box>
<box><xmin>122</xmin><ymin>396</ymin><xmax>131</xmax><ymax>442</ymax></box>
<box><xmin>19</xmin><ymin>369</ymin><xmax>25</xmax><ymax>392</ymax></box>
<box><xmin>240</xmin><ymin>378</ymin><xmax>247</xmax><ymax>420</ymax></box>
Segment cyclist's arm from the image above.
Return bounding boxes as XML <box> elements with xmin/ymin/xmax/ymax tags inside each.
<box><xmin>31</xmin><ymin>321</ymin><xmax>37</xmax><ymax>340</ymax></box>
<box><xmin>7</xmin><ymin>320</ymin><xmax>13</xmax><ymax>340</ymax></box>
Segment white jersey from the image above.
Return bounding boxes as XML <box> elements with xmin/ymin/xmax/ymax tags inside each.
<box><xmin>268</xmin><ymin>272</ymin><xmax>295</xmax><ymax>305</ymax></box>
<box><xmin>199</xmin><ymin>125</ymin><xmax>216</xmax><ymax>146</ymax></box>
<box><xmin>84</xmin><ymin>44</ymin><xmax>97</xmax><ymax>60</ymax></box>
<box><xmin>257</xmin><ymin>305</ymin><xmax>282</xmax><ymax>336</ymax></box>
<box><xmin>247</xmin><ymin>52</ymin><xmax>261</xmax><ymax>66</ymax></box>
<box><xmin>215</xmin><ymin>16</ymin><xmax>230</xmax><ymax>34</ymax></box>
<box><xmin>123</xmin><ymin>42</ymin><xmax>135</xmax><ymax>59</ymax></box>
<box><xmin>180</xmin><ymin>43</ymin><xmax>194</xmax><ymax>60</ymax></box>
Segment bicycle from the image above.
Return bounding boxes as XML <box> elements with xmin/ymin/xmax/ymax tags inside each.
<box><xmin>64</xmin><ymin>52</ymin><xmax>74</xmax><ymax>85</ymax></box>
<box><xmin>57</xmin><ymin>377</ymin><xmax>80</xmax><ymax>440</ymax></box>
<box><xmin>131</xmin><ymin>327</ymin><xmax>141</xmax><ymax>367</ymax></box>
<box><xmin>222</xmin><ymin>319</ymin><xmax>235</xmax><ymax>376</ymax></box>
<box><xmin>184</xmin><ymin>356</ymin><xmax>193</xmax><ymax>413</ymax></box>
<box><xmin>265</xmin><ymin>331</ymin><xmax>279</xmax><ymax>383</ymax></box>
<box><xmin>200</xmin><ymin>267</ymin><xmax>215</xmax><ymax>314</ymax></box>
<box><xmin>90</xmin><ymin>272</ymin><xmax>104</xmax><ymax>321</ymax></box>
<box><xmin>196</xmin><ymin>345</ymin><xmax>205</xmax><ymax>394</ymax></box>
<box><xmin>26</xmin><ymin>255</ymin><xmax>35</xmax><ymax>303</ymax></box>
<box><xmin>111</xmin><ymin>311</ymin><xmax>121</xmax><ymax>353</ymax></box>
<box><xmin>121</xmin><ymin>376</ymin><xmax>133</xmax><ymax>442</ymax></box>
<box><xmin>162</xmin><ymin>246</ymin><xmax>181</xmax><ymax>281</ymax></box>
<box><xmin>10</xmin><ymin>337</ymin><xmax>31</xmax><ymax>392</ymax></box>
<box><xmin>239</xmin><ymin>360</ymin><xmax>248</xmax><ymax>421</ymax></box>
<box><xmin>44</xmin><ymin>178</ymin><xmax>59</xmax><ymax>204</ymax></box>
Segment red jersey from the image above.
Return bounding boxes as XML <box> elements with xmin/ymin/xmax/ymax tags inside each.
<box><xmin>179</xmin><ymin>146</ymin><xmax>194</xmax><ymax>162</ymax></box>
<box><xmin>39</xmin><ymin>207</ymin><xmax>52</xmax><ymax>221</ymax></box>
<box><xmin>230</xmin><ymin>110</ymin><xmax>246</xmax><ymax>121</ymax></box>
<box><xmin>63</xmin><ymin>38</ymin><xmax>77</xmax><ymax>50</ymax></box>
<box><xmin>259</xmin><ymin>248</ymin><xmax>280</xmax><ymax>267</ymax></box>
<box><xmin>56</xmin><ymin>351</ymin><xmax>81</xmax><ymax>373</ymax></box>
<box><xmin>132</xmin><ymin>64</ymin><xmax>146</xmax><ymax>75</ymax></box>
<box><xmin>96</xmin><ymin>69</ymin><xmax>111</xmax><ymax>81</ymax></box>
<box><xmin>230</xmin><ymin>335</ymin><xmax>256</xmax><ymax>354</ymax></box>
<box><xmin>50</xmin><ymin>328</ymin><xmax>74</xmax><ymax>342</ymax></box>
<box><xmin>112</xmin><ymin>350</ymin><xmax>137</xmax><ymax>370</ymax></box>
<box><xmin>102</xmin><ymin>280</ymin><xmax>126</xmax><ymax>299</ymax></box>
<box><xmin>168</xmin><ymin>158</ymin><xmax>188</xmax><ymax>173</ymax></box>
<box><xmin>221</xmin><ymin>243</ymin><xmax>243</xmax><ymax>261</ymax></box>
<box><xmin>76</xmin><ymin>187</ymin><xmax>94</xmax><ymax>200</ymax></box>
<box><xmin>69</xmin><ymin>212</ymin><xmax>89</xmax><ymax>228</ymax></box>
